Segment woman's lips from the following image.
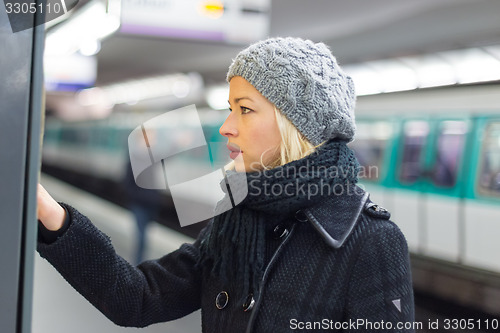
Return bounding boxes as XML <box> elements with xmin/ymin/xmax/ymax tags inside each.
<box><xmin>227</xmin><ymin>143</ymin><xmax>242</xmax><ymax>160</ymax></box>
<box><xmin>230</xmin><ymin>151</ymin><xmax>242</xmax><ymax>160</ymax></box>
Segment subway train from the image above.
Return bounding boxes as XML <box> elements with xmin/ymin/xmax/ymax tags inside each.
<box><xmin>352</xmin><ymin>84</ymin><xmax>500</xmax><ymax>317</ymax></box>
<box><xmin>41</xmin><ymin>84</ymin><xmax>500</xmax><ymax>316</ymax></box>
<box><xmin>353</xmin><ymin>84</ymin><xmax>500</xmax><ymax>274</ymax></box>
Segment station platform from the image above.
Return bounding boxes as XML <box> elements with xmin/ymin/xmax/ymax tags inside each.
<box><xmin>33</xmin><ymin>174</ymin><xmax>202</xmax><ymax>333</ymax></box>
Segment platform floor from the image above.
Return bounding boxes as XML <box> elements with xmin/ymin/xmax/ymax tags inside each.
<box><xmin>33</xmin><ymin>174</ymin><xmax>202</xmax><ymax>333</ymax></box>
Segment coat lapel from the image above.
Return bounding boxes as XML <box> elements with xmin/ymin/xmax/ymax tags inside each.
<box><xmin>303</xmin><ymin>184</ymin><xmax>369</xmax><ymax>249</ymax></box>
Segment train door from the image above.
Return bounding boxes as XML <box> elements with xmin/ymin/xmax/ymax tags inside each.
<box><xmin>419</xmin><ymin>117</ymin><xmax>470</xmax><ymax>262</ymax></box>
<box><xmin>391</xmin><ymin>118</ymin><xmax>431</xmax><ymax>253</ymax></box>
<box><xmin>463</xmin><ymin>117</ymin><xmax>500</xmax><ymax>272</ymax></box>
<box><xmin>391</xmin><ymin>117</ymin><xmax>471</xmax><ymax>261</ymax></box>
<box><xmin>349</xmin><ymin>117</ymin><xmax>399</xmax><ymax>210</ymax></box>
<box><xmin>0</xmin><ymin>3</ymin><xmax>45</xmax><ymax>333</ymax></box>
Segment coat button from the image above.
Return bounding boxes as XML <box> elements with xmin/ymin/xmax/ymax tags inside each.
<box><xmin>365</xmin><ymin>202</ymin><xmax>391</xmax><ymax>219</ymax></box>
<box><xmin>273</xmin><ymin>224</ymin><xmax>289</xmax><ymax>239</ymax></box>
<box><xmin>295</xmin><ymin>210</ymin><xmax>308</xmax><ymax>222</ymax></box>
<box><xmin>242</xmin><ymin>294</ymin><xmax>255</xmax><ymax>312</ymax></box>
<box><xmin>215</xmin><ymin>291</ymin><xmax>229</xmax><ymax>310</ymax></box>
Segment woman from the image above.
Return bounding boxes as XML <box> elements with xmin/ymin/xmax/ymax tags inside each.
<box><xmin>37</xmin><ymin>37</ymin><xmax>415</xmax><ymax>332</ymax></box>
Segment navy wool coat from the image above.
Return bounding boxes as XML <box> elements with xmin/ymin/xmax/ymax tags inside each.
<box><xmin>37</xmin><ymin>185</ymin><xmax>415</xmax><ymax>332</ymax></box>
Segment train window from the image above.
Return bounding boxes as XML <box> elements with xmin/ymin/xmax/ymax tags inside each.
<box><xmin>399</xmin><ymin>120</ymin><xmax>429</xmax><ymax>184</ymax></box>
<box><xmin>60</xmin><ymin>125</ymin><xmax>89</xmax><ymax>145</ymax></box>
<box><xmin>349</xmin><ymin>121</ymin><xmax>393</xmax><ymax>181</ymax></box>
<box><xmin>477</xmin><ymin>122</ymin><xmax>500</xmax><ymax>198</ymax></box>
<box><xmin>430</xmin><ymin>121</ymin><xmax>468</xmax><ymax>188</ymax></box>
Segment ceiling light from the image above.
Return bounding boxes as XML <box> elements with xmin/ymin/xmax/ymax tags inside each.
<box><xmin>439</xmin><ymin>48</ymin><xmax>500</xmax><ymax>84</ymax></box>
<box><xmin>344</xmin><ymin>45</ymin><xmax>500</xmax><ymax>96</ymax></box>
<box><xmin>45</xmin><ymin>0</ymin><xmax>120</xmax><ymax>56</ymax></box>
<box><xmin>401</xmin><ymin>54</ymin><xmax>456</xmax><ymax>88</ymax></box>
<box><xmin>78</xmin><ymin>73</ymin><xmax>204</xmax><ymax>106</ymax></box>
<box><xmin>205</xmin><ymin>84</ymin><xmax>230</xmax><ymax>110</ymax></box>
<box><xmin>368</xmin><ymin>59</ymin><xmax>418</xmax><ymax>93</ymax></box>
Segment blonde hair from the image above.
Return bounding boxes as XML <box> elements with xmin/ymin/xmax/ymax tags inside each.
<box><xmin>224</xmin><ymin>107</ymin><xmax>324</xmax><ymax>172</ymax></box>
<box><xmin>264</xmin><ymin>106</ymin><xmax>322</xmax><ymax>168</ymax></box>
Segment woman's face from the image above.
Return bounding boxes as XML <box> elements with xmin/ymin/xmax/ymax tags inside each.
<box><xmin>220</xmin><ymin>76</ymin><xmax>281</xmax><ymax>172</ymax></box>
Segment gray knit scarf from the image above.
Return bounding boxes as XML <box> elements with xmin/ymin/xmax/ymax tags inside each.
<box><xmin>199</xmin><ymin>140</ymin><xmax>360</xmax><ymax>301</ymax></box>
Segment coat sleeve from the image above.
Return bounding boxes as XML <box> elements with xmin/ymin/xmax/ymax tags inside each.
<box><xmin>37</xmin><ymin>202</ymin><xmax>210</xmax><ymax>328</ymax></box>
<box><xmin>344</xmin><ymin>219</ymin><xmax>415</xmax><ymax>332</ymax></box>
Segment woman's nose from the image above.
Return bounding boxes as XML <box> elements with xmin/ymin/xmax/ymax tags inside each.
<box><xmin>219</xmin><ymin>112</ymin><xmax>238</xmax><ymax>137</ymax></box>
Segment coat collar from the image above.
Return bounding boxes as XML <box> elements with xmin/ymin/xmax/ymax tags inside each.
<box><xmin>302</xmin><ymin>184</ymin><xmax>369</xmax><ymax>249</ymax></box>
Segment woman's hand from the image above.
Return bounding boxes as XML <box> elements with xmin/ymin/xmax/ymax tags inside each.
<box><xmin>37</xmin><ymin>183</ymin><xmax>66</xmax><ymax>231</ymax></box>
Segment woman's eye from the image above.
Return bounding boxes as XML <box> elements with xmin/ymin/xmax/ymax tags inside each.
<box><xmin>241</xmin><ymin>107</ymin><xmax>252</xmax><ymax>114</ymax></box>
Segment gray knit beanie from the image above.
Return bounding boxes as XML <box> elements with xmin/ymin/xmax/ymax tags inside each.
<box><xmin>226</xmin><ymin>37</ymin><xmax>356</xmax><ymax>145</ymax></box>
